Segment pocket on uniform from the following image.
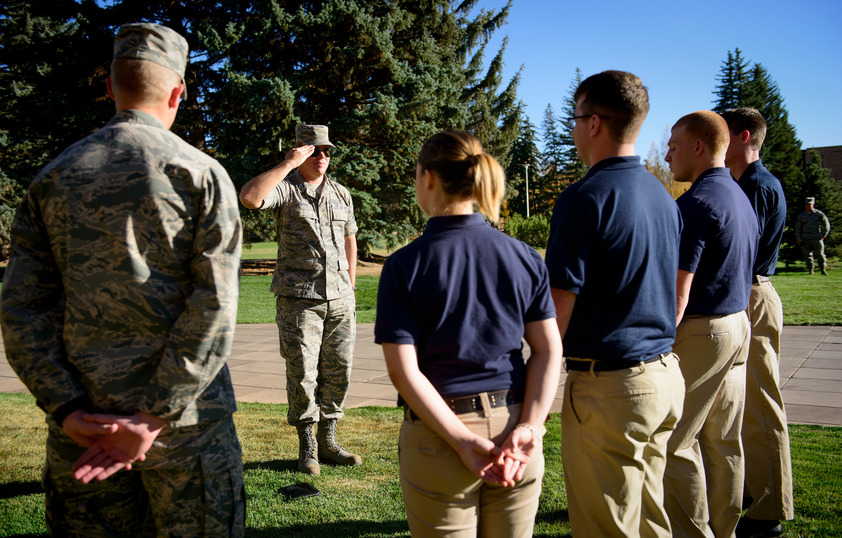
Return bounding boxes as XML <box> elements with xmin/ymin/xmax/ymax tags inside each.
<box><xmin>330</xmin><ymin>204</ymin><xmax>348</xmax><ymax>222</ymax></box>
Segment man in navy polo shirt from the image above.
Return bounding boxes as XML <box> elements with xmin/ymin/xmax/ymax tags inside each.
<box><xmin>723</xmin><ymin>107</ymin><xmax>793</xmax><ymax>538</ymax></box>
<box><xmin>663</xmin><ymin>110</ymin><xmax>757</xmax><ymax>537</ymax></box>
<box><xmin>546</xmin><ymin>70</ymin><xmax>685</xmax><ymax>537</ymax></box>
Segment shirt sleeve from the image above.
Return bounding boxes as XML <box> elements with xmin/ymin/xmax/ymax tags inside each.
<box><xmin>545</xmin><ymin>190</ymin><xmax>595</xmax><ymax>294</ymax></box>
<box><xmin>523</xmin><ymin>247</ymin><xmax>557</xmax><ymax>323</ymax></box>
<box><xmin>374</xmin><ymin>254</ymin><xmax>417</xmax><ymax>345</ymax></box>
<box><xmin>676</xmin><ymin>196</ymin><xmax>710</xmax><ymax>274</ymax></box>
<box><xmin>0</xmin><ymin>187</ymin><xmax>87</xmax><ymax>415</ymax></box>
<box><xmin>140</xmin><ymin>166</ymin><xmax>243</xmax><ymax>421</ymax></box>
<box><xmin>343</xmin><ymin>186</ymin><xmax>358</xmax><ymax>237</ymax></box>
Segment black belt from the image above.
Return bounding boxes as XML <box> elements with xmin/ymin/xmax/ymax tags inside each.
<box><xmin>565</xmin><ymin>354</ymin><xmax>665</xmax><ymax>372</ymax></box>
<box><xmin>753</xmin><ymin>275</ymin><xmax>771</xmax><ymax>284</ymax></box>
<box><xmin>406</xmin><ymin>389</ymin><xmax>522</xmax><ymax>420</ymax></box>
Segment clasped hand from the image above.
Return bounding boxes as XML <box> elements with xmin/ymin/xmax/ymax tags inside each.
<box><xmin>455</xmin><ymin>426</ymin><xmax>539</xmax><ymax>488</ymax></box>
<box><xmin>63</xmin><ymin>410</ymin><xmax>166</xmax><ymax>483</ymax></box>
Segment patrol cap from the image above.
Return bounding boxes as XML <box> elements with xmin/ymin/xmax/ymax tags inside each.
<box><xmin>295</xmin><ymin>124</ymin><xmax>335</xmax><ymax>147</ymax></box>
<box><xmin>805</xmin><ymin>197</ymin><xmax>815</xmax><ymax>204</ymax></box>
<box><xmin>114</xmin><ymin>22</ymin><xmax>188</xmax><ymax>98</ymax></box>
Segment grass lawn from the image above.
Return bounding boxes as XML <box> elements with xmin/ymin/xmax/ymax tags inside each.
<box><xmin>772</xmin><ymin>262</ymin><xmax>842</xmax><ymax>325</ymax></box>
<box><xmin>238</xmin><ymin>254</ymin><xmax>841</xmax><ymax>327</ymax></box>
<box><xmin>1</xmin><ymin>392</ymin><xmax>839</xmax><ymax>537</ymax></box>
<box><xmin>238</xmin><ymin>275</ymin><xmax>378</xmax><ymax>324</ymax></box>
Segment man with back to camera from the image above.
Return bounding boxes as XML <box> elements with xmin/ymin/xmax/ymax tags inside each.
<box><xmin>796</xmin><ymin>196</ymin><xmax>831</xmax><ymax>275</ymax></box>
<box><xmin>239</xmin><ymin>124</ymin><xmax>361</xmax><ymax>476</ymax></box>
<box><xmin>545</xmin><ymin>70</ymin><xmax>685</xmax><ymax>537</ymax></box>
<box><xmin>0</xmin><ymin>23</ymin><xmax>245</xmax><ymax>536</ymax></box>
<box><xmin>722</xmin><ymin>107</ymin><xmax>794</xmax><ymax>538</ymax></box>
<box><xmin>662</xmin><ymin>110</ymin><xmax>757</xmax><ymax>537</ymax></box>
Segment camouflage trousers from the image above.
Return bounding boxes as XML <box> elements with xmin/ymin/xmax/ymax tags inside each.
<box><xmin>276</xmin><ymin>294</ymin><xmax>356</xmax><ymax>425</ymax></box>
<box><xmin>44</xmin><ymin>415</ymin><xmax>245</xmax><ymax>537</ymax></box>
<box><xmin>800</xmin><ymin>238</ymin><xmax>827</xmax><ymax>272</ymax></box>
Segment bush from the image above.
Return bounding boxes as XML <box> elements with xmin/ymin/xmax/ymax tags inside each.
<box><xmin>503</xmin><ymin>213</ymin><xmax>550</xmax><ymax>248</ymax></box>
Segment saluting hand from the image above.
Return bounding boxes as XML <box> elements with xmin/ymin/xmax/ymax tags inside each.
<box><xmin>284</xmin><ymin>145</ymin><xmax>315</xmax><ymax>168</ymax></box>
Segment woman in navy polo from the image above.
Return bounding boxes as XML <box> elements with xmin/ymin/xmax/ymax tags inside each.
<box><xmin>375</xmin><ymin>130</ymin><xmax>562</xmax><ymax>537</ymax></box>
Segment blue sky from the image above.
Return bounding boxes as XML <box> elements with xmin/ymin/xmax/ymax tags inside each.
<box><xmin>476</xmin><ymin>0</ymin><xmax>842</xmax><ymax>156</ymax></box>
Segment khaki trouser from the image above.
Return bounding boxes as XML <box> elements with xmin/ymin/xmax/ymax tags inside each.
<box><xmin>399</xmin><ymin>402</ymin><xmax>544</xmax><ymax>538</ymax></box>
<box><xmin>665</xmin><ymin>312</ymin><xmax>750</xmax><ymax>538</ymax></box>
<box><xmin>742</xmin><ymin>282</ymin><xmax>794</xmax><ymax>520</ymax></box>
<box><xmin>562</xmin><ymin>353</ymin><xmax>684</xmax><ymax>538</ymax></box>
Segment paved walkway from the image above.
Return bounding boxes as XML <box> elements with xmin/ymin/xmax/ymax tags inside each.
<box><xmin>1</xmin><ymin>325</ymin><xmax>840</xmax><ymax>427</ymax></box>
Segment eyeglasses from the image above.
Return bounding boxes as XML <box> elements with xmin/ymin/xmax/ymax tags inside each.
<box><xmin>566</xmin><ymin>113</ymin><xmax>611</xmax><ymax>129</ymax></box>
<box><xmin>567</xmin><ymin>114</ymin><xmax>593</xmax><ymax>129</ymax></box>
<box><xmin>310</xmin><ymin>146</ymin><xmax>333</xmax><ymax>158</ymax></box>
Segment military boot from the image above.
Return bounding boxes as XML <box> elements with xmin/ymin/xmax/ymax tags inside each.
<box><xmin>317</xmin><ymin>419</ymin><xmax>362</xmax><ymax>466</ymax></box>
<box><xmin>296</xmin><ymin>423</ymin><xmax>320</xmax><ymax>476</ymax></box>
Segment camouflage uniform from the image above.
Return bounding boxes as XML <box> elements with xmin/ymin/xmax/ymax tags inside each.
<box><xmin>262</xmin><ymin>169</ymin><xmax>357</xmax><ymax>425</ymax></box>
<box><xmin>796</xmin><ymin>207</ymin><xmax>831</xmax><ymax>273</ymax></box>
<box><xmin>0</xmin><ymin>23</ymin><xmax>245</xmax><ymax>537</ymax></box>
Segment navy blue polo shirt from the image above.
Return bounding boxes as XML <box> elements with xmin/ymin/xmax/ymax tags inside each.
<box><xmin>677</xmin><ymin>168</ymin><xmax>758</xmax><ymax>315</ymax></box>
<box><xmin>737</xmin><ymin>160</ymin><xmax>786</xmax><ymax>277</ymax></box>
<box><xmin>545</xmin><ymin>156</ymin><xmax>681</xmax><ymax>363</ymax></box>
<box><xmin>374</xmin><ymin>213</ymin><xmax>556</xmax><ymax>400</ymax></box>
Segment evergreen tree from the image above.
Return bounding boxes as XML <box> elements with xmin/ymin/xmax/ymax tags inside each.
<box><xmin>712</xmin><ymin>49</ymin><xmax>806</xmax><ymax>263</ymax></box>
<box><xmin>0</xmin><ymin>0</ymin><xmax>522</xmax><ymax>257</ymax></box>
<box><xmin>712</xmin><ymin>48</ymin><xmax>749</xmax><ymax>112</ymax></box>
<box><xmin>504</xmin><ymin>110</ymin><xmax>541</xmax><ymax>218</ymax></box>
<box><xmin>539</xmin><ymin>103</ymin><xmax>564</xmax><ymax>215</ymax></box>
<box><xmin>0</xmin><ymin>0</ymin><xmax>115</xmax><ymax>259</ymax></box>
<box><xmin>558</xmin><ymin>68</ymin><xmax>588</xmax><ymax>184</ymax></box>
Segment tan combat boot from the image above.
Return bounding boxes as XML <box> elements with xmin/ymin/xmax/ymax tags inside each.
<box><xmin>296</xmin><ymin>423</ymin><xmax>320</xmax><ymax>476</ymax></box>
<box><xmin>317</xmin><ymin>419</ymin><xmax>362</xmax><ymax>466</ymax></box>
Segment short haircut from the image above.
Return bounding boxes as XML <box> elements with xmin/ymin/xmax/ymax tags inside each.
<box><xmin>417</xmin><ymin>130</ymin><xmax>505</xmax><ymax>224</ymax></box>
<box><xmin>111</xmin><ymin>58</ymin><xmax>181</xmax><ymax>106</ymax></box>
<box><xmin>673</xmin><ymin>110</ymin><xmax>730</xmax><ymax>160</ymax></box>
<box><xmin>720</xmin><ymin>107</ymin><xmax>767</xmax><ymax>150</ymax></box>
<box><xmin>573</xmin><ymin>70</ymin><xmax>649</xmax><ymax>143</ymax></box>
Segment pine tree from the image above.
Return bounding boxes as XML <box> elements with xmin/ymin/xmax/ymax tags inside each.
<box><xmin>0</xmin><ymin>0</ymin><xmax>522</xmax><ymax>257</ymax></box>
<box><xmin>712</xmin><ymin>48</ymin><xmax>749</xmax><ymax>112</ymax></box>
<box><xmin>712</xmin><ymin>49</ymin><xmax>806</xmax><ymax>263</ymax></box>
<box><xmin>540</xmin><ymin>103</ymin><xmax>564</xmax><ymax>214</ymax></box>
<box><xmin>505</xmin><ymin>110</ymin><xmax>541</xmax><ymax>218</ymax></box>
<box><xmin>558</xmin><ymin>68</ymin><xmax>588</xmax><ymax>186</ymax></box>
<box><xmin>0</xmin><ymin>0</ymin><xmax>114</xmax><ymax>259</ymax></box>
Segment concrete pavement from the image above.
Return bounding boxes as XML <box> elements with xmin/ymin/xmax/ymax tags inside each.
<box><xmin>1</xmin><ymin>324</ymin><xmax>840</xmax><ymax>426</ymax></box>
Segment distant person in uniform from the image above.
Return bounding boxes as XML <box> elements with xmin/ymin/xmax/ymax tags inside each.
<box><xmin>722</xmin><ymin>106</ymin><xmax>794</xmax><ymax>538</ymax></box>
<box><xmin>0</xmin><ymin>23</ymin><xmax>245</xmax><ymax>536</ymax></box>
<box><xmin>545</xmin><ymin>70</ymin><xmax>685</xmax><ymax>537</ymax></box>
<box><xmin>240</xmin><ymin>124</ymin><xmax>360</xmax><ymax>476</ymax></box>
<box><xmin>375</xmin><ymin>129</ymin><xmax>562</xmax><ymax>537</ymax></box>
<box><xmin>796</xmin><ymin>197</ymin><xmax>831</xmax><ymax>275</ymax></box>
<box><xmin>662</xmin><ymin>110</ymin><xmax>757</xmax><ymax>537</ymax></box>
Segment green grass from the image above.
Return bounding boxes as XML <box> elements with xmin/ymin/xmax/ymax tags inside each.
<box><xmin>238</xmin><ymin>275</ymin><xmax>378</xmax><ymax>325</ymax></box>
<box><xmin>1</xmin><ymin>392</ymin><xmax>839</xmax><ymax>537</ymax></box>
<box><xmin>241</xmin><ymin>241</ymin><xmax>279</xmax><ymax>260</ymax></box>
<box><xmin>772</xmin><ymin>261</ymin><xmax>842</xmax><ymax>325</ymax></box>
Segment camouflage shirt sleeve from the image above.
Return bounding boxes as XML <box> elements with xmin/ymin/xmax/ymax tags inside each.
<box><xmin>1</xmin><ymin>190</ymin><xmax>84</xmax><ymax>415</ymax></box>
